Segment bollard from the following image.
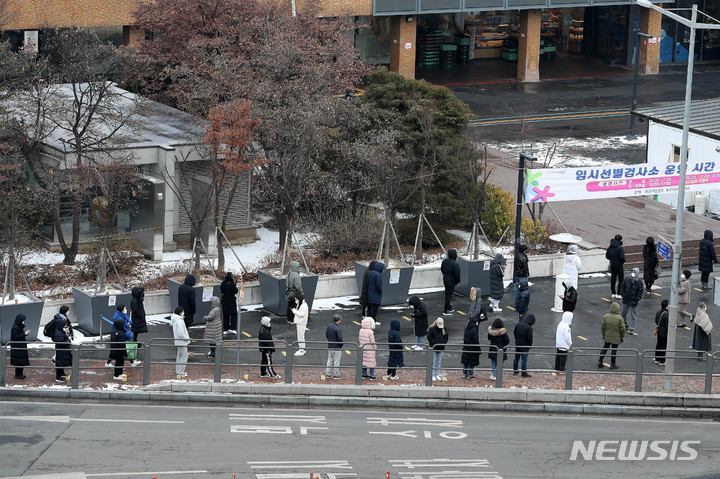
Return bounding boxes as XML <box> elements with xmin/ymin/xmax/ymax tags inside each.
<box><xmin>233</xmin><ymin>474</ymin><xmax>236</xmax><ymax>478</ymax></box>
<box><xmin>551</xmin><ymin>273</ymin><xmax>571</xmax><ymax>312</ymax></box>
<box><xmin>425</xmin><ymin>347</ymin><xmax>434</xmax><ymax>386</ymax></box>
<box><xmin>310</xmin><ymin>472</ymin><xmax>314</xmax><ymax>479</ymax></box>
<box><xmin>387</xmin><ymin>472</ymin><xmax>390</xmax><ymax>479</ymax></box>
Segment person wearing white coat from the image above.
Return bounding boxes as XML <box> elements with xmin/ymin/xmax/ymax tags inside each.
<box><xmin>171</xmin><ymin>307</ymin><xmax>190</xmax><ymax>377</ymax></box>
<box><xmin>564</xmin><ymin>245</ymin><xmax>582</xmax><ymax>289</ymax></box>
<box><xmin>555</xmin><ymin>311</ymin><xmax>573</xmax><ymax>372</ymax></box>
<box><xmin>292</xmin><ymin>294</ymin><xmax>309</xmax><ymax>356</ymax></box>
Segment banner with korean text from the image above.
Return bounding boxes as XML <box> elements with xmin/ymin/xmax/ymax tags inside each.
<box><xmin>525</xmin><ymin>162</ymin><xmax>720</xmax><ymax>203</ymax></box>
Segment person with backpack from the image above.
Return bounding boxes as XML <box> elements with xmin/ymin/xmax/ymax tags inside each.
<box><xmin>258</xmin><ymin>316</ymin><xmax>280</xmax><ymax>379</ymax></box>
<box><xmin>387</xmin><ymin>318</ymin><xmax>404</xmax><ymax>380</ymax></box>
<box><xmin>441</xmin><ymin>249</ymin><xmax>461</xmax><ymax>316</ymax></box>
<box><xmin>359</xmin><ymin>317</ymin><xmax>377</xmax><ymax>380</ymax></box>
<box><xmin>203</xmin><ymin>296</ymin><xmax>222</xmax><ymax>359</ymax></box>
<box><xmin>109</xmin><ymin>318</ymin><xmax>128</xmax><ymax>380</ymax></box>
<box><xmin>10</xmin><ymin>314</ymin><xmax>30</xmax><ymax>380</ymax></box>
<box><xmin>177</xmin><ymin>274</ymin><xmax>197</xmax><ymax>327</ymax></box>
<box><xmin>359</xmin><ymin>260</ymin><xmax>377</xmax><ymax>318</ymax></box>
<box><xmin>220</xmin><ymin>272</ymin><xmax>239</xmax><ymax>334</ymax></box>
<box><xmin>513</xmin><ymin>313</ymin><xmax>535</xmax><ymax>378</ymax></box>
<box><xmin>408</xmin><ymin>295</ymin><xmax>428</xmax><ymax>350</ymax></box>
<box><xmin>598</xmin><ymin>302</ymin><xmax>625</xmax><ymax>369</ymax></box>
<box><xmin>692</xmin><ymin>302</ymin><xmax>713</xmax><ymax>360</ymax></box>
<box><xmin>461</xmin><ymin>315</ymin><xmax>481</xmax><ymax>379</ymax></box>
<box><xmin>427</xmin><ymin>318</ymin><xmax>449</xmax><ymax>381</ymax></box>
<box><xmin>52</xmin><ymin>306</ymin><xmax>73</xmax><ymax>383</ymax></box>
<box><xmin>106</xmin><ymin>305</ymin><xmax>134</xmax><ymax>368</ymax></box>
<box><xmin>171</xmin><ymin>306</ymin><xmax>190</xmax><ymax>378</ymax></box>
<box><xmin>286</xmin><ymin>261</ymin><xmax>304</xmax><ymax>324</ymax></box>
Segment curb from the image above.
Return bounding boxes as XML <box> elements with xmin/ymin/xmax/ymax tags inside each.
<box><xmin>3</xmin><ymin>384</ymin><xmax>719</xmax><ymax>419</ymax></box>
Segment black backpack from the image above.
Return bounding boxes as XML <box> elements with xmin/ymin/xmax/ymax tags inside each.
<box><xmin>43</xmin><ymin>319</ymin><xmax>55</xmax><ymax>338</ymax></box>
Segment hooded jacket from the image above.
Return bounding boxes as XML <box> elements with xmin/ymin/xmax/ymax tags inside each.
<box><xmin>10</xmin><ymin>314</ymin><xmax>30</xmax><ymax>367</ymax></box>
<box><xmin>130</xmin><ymin>287</ymin><xmax>148</xmax><ymax>334</ymax></box>
<box><xmin>467</xmin><ymin>289</ymin><xmax>487</xmax><ymax>323</ymax></box>
<box><xmin>489</xmin><ymin>254</ymin><xmax>506</xmax><ymax>300</ymax></box>
<box><xmin>564</xmin><ymin>250</ymin><xmax>582</xmax><ymax>288</ymax></box>
<box><xmin>220</xmin><ymin>272</ymin><xmax>239</xmax><ymax>314</ymax></box>
<box><xmin>291</xmin><ymin>299</ymin><xmax>309</xmax><ymax>327</ymax></box>
<box><xmin>698</xmin><ymin>230</ymin><xmax>719</xmax><ymax>273</ymax></box>
<box><xmin>286</xmin><ymin>261</ymin><xmax>304</xmax><ymax>301</ymax></box>
<box><xmin>178</xmin><ymin>274</ymin><xmax>197</xmax><ymax>323</ymax></box>
<box><xmin>556</xmin><ymin>312</ymin><xmax>573</xmax><ymax>351</ymax></box>
<box><xmin>619</xmin><ymin>268</ymin><xmax>643</xmax><ymax>306</ymax></box>
<box><xmin>605</xmin><ymin>238</ymin><xmax>626</xmax><ymax>267</ymax></box>
<box><xmin>487</xmin><ymin>325</ymin><xmax>510</xmax><ymax>361</ymax></box>
<box><xmin>695</xmin><ymin>307</ymin><xmax>713</xmax><ymax>335</ymax></box>
<box><xmin>113</xmin><ymin>309</ymin><xmax>134</xmax><ymax>341</ymax></box>
<box><xmin>387</xmin><ymin>318</ymin><xmax>404</xmax><ymax>368</ymax></box>
<box><xmin>52</xmin><ymin>316</ymin><xmax>73</xmax><ymax>367</ymax></box>
<box><xmin>515</xmin><ymin>278</ymin><xmax>530</xmax><ymax>316</ymax></box>
<box><xmin>562</xmin><ymin>282</ymin><xmax>577</xmax><ymax>312</ymax></box>
<box><xmin>368</xmin><ymin>262</ymin><xmax>385</xmax><ymax>305</ymax></box>
<box><xmin>258</xmin><ymin>321</ymin><xmax>275</xmax><ymax>353</ymax></box>
<box><xmin>513</xmin><ymin>313</ymin><xmax>535</xmax><ymax>353</ymax></box>
<box><xmin>643</xmin><ymin>237</ymin><xmax>659</xmax><ymax>280</ymax></box>
<box><xmin>461</xmin><ymin>319</ymin><xmax>482</xmax><ymax>367</ymax></box>
<box><xmin>171</xmin><ymin>313</ymin><xmax>190</xmax><ymax>347</ymax></box>
<box><xmin>514</xmin><ymin>245</ymin><xmax>529</xmax><ymax>280</ymax></box>
<box><xmin>360</xmin><ymin>260</ymin><xmax>378</xmax><ymax>304</ymax></box>
<box><xmin>358</xmin><ymin>317</ymin><xmax>377</xmax><ymax>368</ymax></box>
<box><xmin>409</xmin><ymin>295</ymin><xmax>428</xmax><ymax>337</ymax></box>
<box><xmin>109</xmin><ymin>318</ymin><xmax>128</xmax><ymax>360</ymax></box>
<box><xmin>441</xmin><ymin>249</ymin><xmax>461</xmax><ymax>287</ymax></box>
<box><xmin>601</xmin><ymin>302</ymin><xmax>625</xmax><ymax>345</ymax></box>
<box><xmin>203</xmin><ymin>296</ymin><xmax>223</xmax><ymax>344</ymax></box>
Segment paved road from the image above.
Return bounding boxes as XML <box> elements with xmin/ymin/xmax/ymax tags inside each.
<box><xmin>1</xmin><ymin>401</ymin><xmax>718</xmax><ymax>478</ymax></box>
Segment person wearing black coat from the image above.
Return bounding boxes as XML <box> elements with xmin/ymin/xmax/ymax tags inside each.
<box><xmin>461</xmin><ymin>318</ymin><xmax>481</xmax><ymax>379</ymax></box>
<box><xmin>258</xmin><ymin>316</ymin><xmax>280</xmax><ymax>378</ymax></box>
<box><xmin>441</xmin><ymin>249</ymin><xmax>461</xmax><ymax>315</ymax></box>
<box><xmin>10</xmin><ymin>314</ymin><xmax>30</xmax><ymax>379</ymax></box>
<box><xmin>619</xmin><ymin>267</ymin><xmax>644</xmax><ymax>333</ymax></box>
<box><xmin>109</xmin><ymin>318</ymin><xmax>128</xmax><ymax>380</ymax></box>
<box><xmin>698</xmin><ymin>230</ymin><xmax>719</xmax><ymax>289</ymax></box>
<box><xmin>513</xmin><ymin>313</ymin><xmax>535</xmax><ymax>377</ymax></box>
<box><xmin>52</xmin><ymin>307</ymin><xmax>73</xmax><ymax>382</ymax></box>
<box><xmin>654</xmin><ymin>300</ymin><xmax>669</xmax><ymax>365</ymax></box>
<box><xmin>387</xmin><ymin>318</ymin><xmax>404</xmax><ymax>379</ymax></box>
<box><xmin>489</xmin><ymin>253</ymin><xmax>507</xmax><ymax>312</ymax></box>
<box><xmin>605</xmin><ymin>234</ymin><xmax>626</xmax><ymax>299</ymax></box>
<box><xmin>487</xmin><ymin>318</ymin><xmax>510</xmax><ymax>380</ymax></box>
<box><xmin>643</xmin><ymin>237</ymin><xmax>659</xmax><ymax>293</ymax></box>
<box><xmin>408</xmin><ymin>295</ymin><xmax>428</xmax><ymax>350</ymax></box>
<box><xmin>427</xmin><ymin>318</ymin><xmax>449</xmax><ymax>381</ymax></box>
<box><xmin>515</xmin><ymin>278</ymin><xmax>530</xmax><ymax>317</ymax></box>
<box><xmin>130</xmin><ymin>286</ymin><xmax>148</xmax><ymax>342</ymax></box>
<box><xmin>560</xmin><ymin>282</ymin><xmax>577</xmax><ymax>313</ymax></box>
<box><xmin>220</xmin><ymin>272</ymin><xmax>239</xmax><ymax>333</ymax></box>
<box><xmin>513</xmin><ymin>244</ymin><xmax>530</xmax><ymax>306</ymax></box>
<box><xmin>359</xmin><ymin>260</ymin><xmax>377</xmax><ymax>317</ymax></box>
<box><xmin>178</xmin><ymin>274</ymin><xmax>197</xmax><ymax>327</ymax></box>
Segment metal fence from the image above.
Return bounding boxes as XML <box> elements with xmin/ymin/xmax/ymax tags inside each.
<box><xmin>2</xmin><ymin>340</ymin><xmax>718</xmax><ymax>393</ymax></box>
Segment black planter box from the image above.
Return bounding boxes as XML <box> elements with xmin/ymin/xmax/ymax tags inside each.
<box><xmin>354</xmin><ymin>261</ymin><xmax>414</xmax><ymax>305</ymax></box>
<box><xmin>72</xmin><ymin>286</ymin><xmax>132</xmax><ymax>336</ymax></box>
<box><xmin>257</xmin><ymin>269</ymin><xmax>318</xmax><ymax>316</ymax></box>
<box><xmin>456</xmin><ymin>255</ymin><xmax>493</xmax><ymax>297</ymax></box>
<box><xmin>0</xmin><ymin>294</ymin><xmax>44</xmax><ymax>344</ymax></box>
<box><xmin>167</xmin><ymin>276</ymin><xmax>221</xmax><ymax>325</ymax></box>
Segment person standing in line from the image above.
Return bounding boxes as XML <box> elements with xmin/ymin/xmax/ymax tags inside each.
<box><xmin>325</xmin><ymin>314</ymin><xmax>344</xmax><ymax>379</ymax></box>
<box><xmin>367</xmin><ymin>262</ymin><xmax>384</xmax><ymax>325</ymax></box>
<box><xmin>171</xmin><ymin>307</ymin><xmax>190</xmax><ymax>378</ymax></box>
<box><xmin>106</xmin><ymin>305</ymin><xmax>133</xmax><ymax>368</ymax></box>
<box><xmin>654</xmin><ymin>300</ymin><xmax>669</xmax><ymax>365</ymax></box>
<box><xmin>461</xmin><ymin>315</ymin><xmax>481</xmax><ymax>379</ymax></box>
<box><xmin>606</xmin><ymin>234</ymin><xmax>626</xmax><ymax>299</ymax></box>
<box><xmin>387</xmin><ymin>318</ymin><xmax>404</xmax><ymax>380</ymax></box>
<box><xmin>177</xmin><ymin>274</ymin><xmax>197</xmax><ymax>327</ymax></box>
<box><xmin>698</xmin><ymin>230</ymin><xmax>718</xmax><ymax>290</ymax></box>
<box><xmin>408</xmin><ymin>295</ymin><xmax>428</xmax><ymax>350</ymax></box>
<box><xmin>130</xmin><ymin>286</ymin><xmax>147</xmax><ymax>366</ymax></box>
<box><xmin>441</xmin><ymin>248</ymin><xmax>461</xmax><ymax>316</ymax></box>
<box><xmin>564</xmin><ymin>245</ymin><xmax>582</xmax><ymax>289</ymax></box>
<box><xmin>467</xmin><ymin>286</ymin><xmax>488</xmax><ymax>325</ymax></box>
<box><xmin>555</xmin><ymin>312</ymin><xmax>573</xmax><ymax>372</ymax></box>
<box><xmin>292</xmin><ymin>293</ymin><xmax>309</xmax><ymax>356</ymax></box>
<box><xmin>52</xmin><ymin>307</ymin><xmax>73</xmax><ymax>383</ymax></box>
<box><xmin>220</xmin><ymin>272</ymin><xmax>239</xmax><ymax>334</ymax></box>
<box><xmin>427</xmin><ymin>318</ymin><xmax>449</xmax><ymax>381</ymax></box>
<box><xmin>619</xmin><ymin>267</ymin><xmax>643</xmax><ymax>335</ymax></box>
<box><xmin>515</xmin><ymin>278</ymin><xmax>530</xmax><ymax>318</ymax></box>
<box><xmin>692</xmin><ymin>302</ymin><xmax>713</xmax><ymax>361</ymax></box>
<box><xmin>359</xmin><ymin>260</ymin><xmax>377</xmax><ymax>318</ymax></box>
<box><xmin>10</xmin><ymin>314</ymin><xmax>30</xmax><ymax>380</ymax></box>
<box><xmin>489</xmin><ymin>253</ymin><xmax>506</xmax><ymax>312</ymax></box>
<box><xmin>203</xmin><ymin>296</ymin><xmax>222</xmax><ymax>359</ymax></box>
<box><xmin>359</xmin><ymin>317</ymin><xmax>377</xmax><ymax>380</ymax></box>
<box><xmin>597</xmin><ymin>302</ymin><xmax>625</xmax><ymax>369</ymax></box>
<box><xmin>514</xmin><ymin>244</ymin><xmax>530</xmax><ymax>305</ymax></box>
<box><xmin>285</xmin><ymin>261</ymin><xmax>304</xmax><ymax>324</ymax></box>
<box><xmin>109</xmin><ymin>318</ymin><xmax>128</xmax><ymax>380</ymax></box>
<box><xmin>487</xmin><ymin>318</ymin><xmax>510</xmax><ymax>381</ymax></box>
<box><xmin>559</xmin><ymin>281</ymin><xmax>577</xmax><ymax>313</ymax></box>
<box><xmin>513</xmin><ymin>313</ymin><xmax>535</xmax><ymax>377</ymax></box>
<box><xmin>678</xmin><ymin>270</ymin><xmax>693</xmax><ymax>327</ymax></box>
<box><xmin>258</xmin><ymin>316</ymin><xmax>280</xmax><ymax>379</ymax></box>
<box><xmin>643</xmin><ymin>237</ymin><xmax>659</xmax><ymax>294</ymax></box>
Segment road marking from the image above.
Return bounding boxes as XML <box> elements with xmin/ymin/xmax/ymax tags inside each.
<box><xmin>282</xmin><ymin>351</ymin><xmax>286</xmax><ymax>356</ymax></box>
<box><xmin>694</xmin><ymin>287</ymin><xmax>703</xmax><ymax>292</ymax></box>
<box><xmin>577</xmin><ymin>336</ymin><xmax>588</xmax><ymax>341</ymax></box>
<box><xmin>353</xmin><ymin>320</ymin><xmax>361</xmax><ymax>326</ymax></box>
<box><xmin>390</xmin><ymin>459</ymin><xmax>490</xmax><ymax>468</ymax></box>
<box><xmin>255</xmin><ymin>475</ymin><xmax>356</xmax><ymax>479</ymax></box>
<box><xmin>368</xmin><ymin>417</ymin><xmax>463</xmax><ymax>428</ymax></box>
<box><xmin>405</xmin><ymin>347</ymin><xmax>412</xmax><ymax>350</ymax></box>
<box><xmin>457</xmin><ymin>311</ymin><xmax>467</xmax><ymax>316</ymax></box>
<box><xmin>242</xmin><ymin>332</ymin><xmax>251</xmax><ymax>337</ymax></box>
<box><xmin>506</xmin><ymin>306</ymin><xmax>516</xmax><ymax>311</ymax></box>
<box><xmin>305</xmin><ymin>328</ymin><xmax>310</xmax><ymax>331</ymax></box>
<box><xmin>652</xmin><ymin>292</ymin><xmax>661</xmax><ymax>296</ymax></box>
<box><xmin>232</xmin><ymin>425</ymin><xmax>293</xmax><ymax>434</ymax></box>
<box><xmin>87</xmin><ymin>471</ymin><xmax>208</xmax><ymax>477</ymax></box>
<box><xmin>0</xmin><ymin>415</ymin><xmax>184</xmax><ymax>424</ymax></box>
<box><xmin>229</xmin><ymin>414</ymin><xmax>326</xmax><ymax>423</ymax></box>
<box><xmin>248</xmin><ymin>461</ymin><xmax>352</xmax><ymax>469</ymax></box>
<box><xmin>603</xmin><ymin>363</ymin><xmax>610</xmax><ymax>367</ymax></box>
<box><xmin>601</xmin><ymin>297</ymin><xmax>611</xmax><ymax>302</ymax></box>
<box><xmin>370</xmin><ymin>430</ymin><xmax>417</xmax><ymax>438</ymax></box>
<box><xmin>403</xmin><ymin>315</ymin><xmax>412</xmax><ymax>321</ymax></box>
<box><xmin>345</xmin><ymin>350</ymin><xmax>351</xmax><ymax>355</ymax></box>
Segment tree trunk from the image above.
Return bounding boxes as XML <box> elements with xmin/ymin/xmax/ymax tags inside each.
<box><xmin>277</xmin><ymin>212</ymin><xmax>288</xmax><ymax>255</ymax></box>
<box><xmin>473</xmin><ymin>216</ymin><xmax>480</xmax><ymax>260</ymax></box>
<box><xmin>416</xmin><ymin>187</ymin><xmax>426</xmax><ymax>260</ymax></box>
<box><xmin>282</xmin><ymin>219</ymin><xmax>293</xmax><ymax>275</ymax></box>
<box><xmin>7</xmin><ymin>246</ymin><xmax>15</xmax><ymax>301</ymax></box>
<box><xmin>191</xmin><ymin>222</ymin><xmax>201</xmax><ymax>276</ymax></box>
<box><xmin>383</xmin><ymin>215</ymin><xmax>391</xmax><ymax>266</ymax></box>
<box><xmin>97</xmin><ymin>242</ymin><xmax>107</xmax><ymax>294</ymax></box>
<box><xmin>216</xmin><ymin>226</ymin><xmax>225</xmax><ymax>273</ymax></box>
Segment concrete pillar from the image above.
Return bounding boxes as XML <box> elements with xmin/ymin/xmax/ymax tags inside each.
<box><xmin>389</xmin><ymin>15</ymin><xmax>417</xmax><ymax>79</ymax></box>
<box><xmin>640</xmin><ymin>7</ymin><xmax>662</xmax><ymax>75</ymax></box>
<box><xmin>517</xmin><ymin>9</ymin><xmax>542</xmax><ymax>82</ymax></box>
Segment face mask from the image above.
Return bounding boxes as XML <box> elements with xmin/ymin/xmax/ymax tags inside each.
<box><xmin>631</xmin><ymin>272</ymin><xmax>636</xmax><ymax>278</ymax></box>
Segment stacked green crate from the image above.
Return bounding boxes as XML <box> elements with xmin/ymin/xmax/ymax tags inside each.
<box><xmin>454</xmin><ymin>34</ymin><xmax>470</xmax><ymax>64</ymax></box>
<box><xmin>440</xmin><ymin>43</ymin><xmax>457</xmax><ymax>68</ymax></box>
<box><xmin>541</xmin><ymin>37</ymin><xmax>556</xmax><ymax>61</ymax></box>
<box><xmin>417</xmin><ymin>28</ymin><xmax>443</xmax><ymax>68</ymax></box>
<box><xmin>502</xmin><ymin>37</ymin><xmax>518</xmax><ymax>61</ymax></box>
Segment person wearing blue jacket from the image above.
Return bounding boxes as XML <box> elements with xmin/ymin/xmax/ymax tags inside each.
<box><xmin>109</xmin><ymin>318</ymin><xmax>128</xmax><ymax>380</ymax></box>
<box><xmin>367</xmin><ymin>262</ymin><xmax>384</xmax><ymax>325</ymax></box>
<box><xmin>515</xmin><ymin>278</ymin><xmax>530</xmax><ymax>318</ymax></box>
<box><xmin>106</xmin><ymin>305</ymin><xmax>133</xmax><ymax>368</ymax></box>
<box><xmin>386</xmin><ymin>318</ymin><xmax>404</xmax><ymax>380</ymax></box>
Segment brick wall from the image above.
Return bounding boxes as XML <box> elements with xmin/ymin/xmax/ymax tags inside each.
<box><xmin>389</xmin><ymin>15</ymin><xmax>416</xmax><ymax>79</ymax></box>
<box><xmin>640</xmin><ymin>8</ymin><xmax>662</xmax><ymax>75</ymax></box>
<box><xmin>517</xmin><ymin>9</ymin><xmax>541</xmax><ymax>82</ymax></box>
<box><xmin>2</xmin><ymin>0</ymin><xmax>136</xmax><ymax>30</ymax></box>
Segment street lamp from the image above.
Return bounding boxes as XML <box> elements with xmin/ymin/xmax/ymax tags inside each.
<box><xmin>636</xmin><ymin>1</ymin><xmax>720</xmax><ymax>390</ymax></box>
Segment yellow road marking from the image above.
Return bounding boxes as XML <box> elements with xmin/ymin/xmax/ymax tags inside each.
<box><xmin>353</xmin><ymin>320</ymin><xmax>361</xmax><ymax>326</ymax></box>
<box><xmin>345</xmin><ymin>350</ymin><xmax>351</xmax><ymax>355</ymax></box>
<box><xmin>282</xmin><ymin>351</ymin><xmax>286</xmax><ymax>356</ymax></box>
<box><xmin>652</xmin><ymin>292</ymin><xmax>661</xmax><ymax>296</ymax></box>
<box><xmin>601</xmin><ymin>297</ymin><xmax>611</xmax><ymax>302</ymax></box>
<box><xmin>242</xmin><ymin>332</ymin><xmax>251</xmax><ymax>337</ymax></box>
<box><xmin>457</xmin><ymin>311</ymin><xmax>467</xmax><ymax>316</ymax></box>
<box><xmin>694</xmin><ymin>288</ymin><xmax>703</xmax><ymax>292</ymax></box>
<box><xmin>507</xmin><ymin>306</ymin><xmax>516</xmax><ymax>311</ymax></box>
<box><xmin>305</xmin><ymin>328</ymin><xmax>310</xmax><ymax>331</ymax></box>
<box><xmin>603</xmin><ymin>363</ymin><xmax>610</xmax><ymax>367</ymax></box>
<box><xmin>402</xmin><ymin>315</ymin><xmax>412</xmax><ymax>321</ymax></box>
<box><xmin>577</xmin><ymin>336</ymin><xmax>588</xmax><ymax>341</ymax></box>
<box><xmin>405</xmin><ymin>347</ymin><xmax>412</xmax><ymax>351</ymax></box>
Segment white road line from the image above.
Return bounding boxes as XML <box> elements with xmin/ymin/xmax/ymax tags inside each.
<box><xmin>0</xmin><ymin>415</ymin><xmax>183</xmax><ymax>424</ymax></box>
<box><xmin>248</xmin><ymin>461</ymin><xmax>352</xmax><ymax>469</ymax></box>
<box><xmin>229</xmin><ymin>414</ymin><xmax>326</xmax><ymax>423</ymax></box>
<box><xmin>367</xmin><ymin>417</ymin><xmax>463</xmax><ymax>428</ymax></box>
<box><xmin>86</xmin><ymin>471</ymin><xmax>207</xmax><ymax>477</ymax></box>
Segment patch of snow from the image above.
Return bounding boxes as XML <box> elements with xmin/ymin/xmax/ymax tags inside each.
<box><xmin>579</xmin><ymin>272</ymin><xmax>611</xmax><ymax>278</ymax></box>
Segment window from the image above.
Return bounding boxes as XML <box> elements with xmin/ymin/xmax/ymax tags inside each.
<box><xmin>670</xmin><ymin>144</ymin><xmax>690</xmax><ymax>163</ymax></box>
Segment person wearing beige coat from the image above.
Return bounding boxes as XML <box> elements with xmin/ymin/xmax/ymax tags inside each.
<box><xmin>203</xmin><ymin>296</ymin><xmax>223</xmax><ymax>358</ymax></box>
<box><xmin>677</xmin><ymin>270</ymin><xmax>692</xmax><ymax>327</ymax></box>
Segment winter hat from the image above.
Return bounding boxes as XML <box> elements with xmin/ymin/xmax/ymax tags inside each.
<box><xmin>569</xmin><ymin>245</ymin><xmax>578</xmax><ymax>254</ymax></box>
<box><xmin>614</xmin><ymin>234</ymin><xmax>623</xmax><ymax>241</ymax></box>
<box><xmin>436</xmin><ymin>318</ymin><xmax>445</xmax><ymax>328</ymax></box>
<box><xmin>646</xmin><ymin>237</ymin><xmax>655</xmax><ymax>245</ymax></box>
<box><xmin>261</xmin><ymin>316</ymin><xmax>271</xmax><ymax>327</ymax></box>
<box><xmin>632</xmin><ymin>267</ymin><xmax>640</xmax><ymax>275</ymax></box>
